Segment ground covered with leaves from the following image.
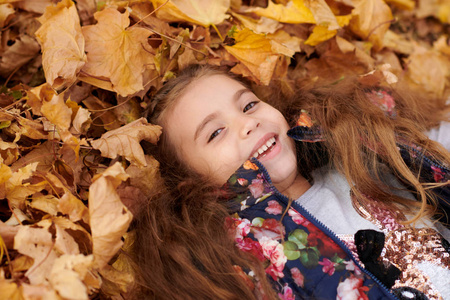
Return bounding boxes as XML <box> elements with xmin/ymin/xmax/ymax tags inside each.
<box><xmin>0</xmin><ymin>0</ymin><xmax>449</xmax><ymax>299</ymax></box>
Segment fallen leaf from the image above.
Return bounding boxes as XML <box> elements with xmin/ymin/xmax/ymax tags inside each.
<box><xmin>0</xmin><ymin>279</ymin><xmax>22</xmax><ymax>300</ymax></box>
<box><xmin>49</xmin><ymin>254</ymin><xmax>93</xmax><ymax>300</ymax></box>
<box><xmin>89</xmin><ymin>162</ymin><xmax>132</xmax><ymax>269</ymax></box>
<box><xmin>305</xmin><ymin>0</ymin><xmax>339</xmax><ymax>30</ymax></box>
<box><xmin>0</xmin><ymin>34</ymin><xmax>40</xmax><ymax>78</ymax></box>
<box><xmin>35</xmin><ymin>0</ymin><xmax>87</xmax><ymax>92</ymax></box>
<box><xmin>225</xmin><ymin>28</ymin><xmax>294</xmax><ymax>84</ymax></box>
<box><xmin>21</xmin><ymin>283</ymin><xmax>60</xmax><ymax>300</ymax></box>
<box><xmin>150</xmin><ymin>0</ymin><xmax>230</xmax><ymax>26</ymax></box>
<box><xmin>15</xmin><ymin>0</ymin><xmax>54</xmax><ymax>14</ymax></box>
<box><xmin>81</xmin><ymin>8</ymin><xmax>154</xmax><ymax>96</ymax></box>
<box><xmin>30</xmin><ymin>194</ymin><xmax>59</xmax><ymax>216</ymax></box>
<box><xmin>90</xmin><ymin>118</ymin><xmax>162</xmax><ymax>167</ymax></box>
<box><xmin>58</xmin><ymin>192</ymin><xmax>89</xmax><ymax>224</ymax></box>
<box><xmin>348</xmin><ymin>0</ymin><xmax>393</xmax><ymax>51</ymax></box>
<box><xmin>248</xmin><ymin>0</ymin><xmax>316</xmax><ymax>24</ymax></box>
<box><xmin>14</xmin><ymin>221</ymin><xmax>58</xmax><ymax>285</ymax></box>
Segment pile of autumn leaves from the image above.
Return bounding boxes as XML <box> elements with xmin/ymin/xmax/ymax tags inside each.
<box><xmin>0</xmin><ymin>0</ymin><xmax>450</xmax><ymax>299</ymax></box>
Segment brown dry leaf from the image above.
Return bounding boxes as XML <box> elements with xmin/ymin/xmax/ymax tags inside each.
<box><xmin>348</xmin><ymin>0</ymin><xmax>393</xmax><ymax>51</ymax></box>
<box><xmin>0</xmin><ymin>140</ymin><xmax>19</xmax><ymax>165</ymax></box>
<box><xmin>15</xmin><ymin>0</ymin><xmax>54</xmax><ymax>14</ymax></box>
<box><xmin>40</xmin><ymin>88</ymin><xmax>72</xmax><ymax>131</ymax></box>
<box><xmin>35</xmin><ymin>0</ymin><xmax>87</xmax><ymax>92</ymax></box>
<box><xmin>417</xmin><ymin>0</ymin><xmax>450</xmax><ymax>23</ymax></box>
<box><xmin>150</xmin><ymin>0</ymin><xmax>230</xmax><ymax>26</ymax></box>
<box><xmin>0</xmin><ymin>34</ymin><xmax>40</xmax><ymax>77</ymax></box>
<box><xmin>0</xmin><ymin>4</ymin><xmax>15</xmax><ymax>29</ymax></box>
<box><xmin>68</xmin><ymin>100</ymin><xmax>92</xmax><ymax>135</ymax></box>
<box><xmin>404</xmin><ymin>46</ymin><xmax>450</xmax><ymax>98</ymax></box>
<box><xmin>58</xmin><ymin>192</ymin><xmax>89</xmax><ymax>224</ymax></box>
<box><xmin>30</xmin><ymin>194</ymin><xmax>59</xmax><ymax>216</ymax></box>
<box><xmin>385</xmin><ymin>0</ymin><xmax>415</xmax><ymax>10</ymax></box>
<box><xmin>225</xmin><ymin>28</ymin><xmax>294</xmax><ymax>85</ymax></box>
<box><xmin>48</xmin><ymin>254</ymin><xmax>93</xmax><ymax>300</ymax></box>
<box><xmin>82</xmin><ymin>95</ymin><xmax>120</xmax><ymax>130</ymax></box>
<box><xmin>81</xmin><ymin>8</ymin><xmax>154</xmax><ymax>97</ymax></box>
<box><xmin>305</xmin><ymin>0</ymin><xmax>339</xmax><ymax>30</ymax></box>
<box><xmin>89</xmin><ymin>162</ymin><xmax>132</xmax><ymax>269</ymax></box>
<box><xmin>90</xmin><ymin>118</ymin><xmax>162</xmax><ymax>167</ymax></box>
<box><xmin>382</xmin><ymin>30</ymin><xmax>414</xmax><ymax>54</ymax></box>
<box><xmin>14</xmin><ymin>221</ymin><xmax>58</xmax><ymax>285</ymax></box>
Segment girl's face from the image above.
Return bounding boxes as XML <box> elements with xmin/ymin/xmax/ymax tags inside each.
<box><xmin>164</xmin><ymin>74</ymin><xmax>298</xmax><ymax>193</ymax></box>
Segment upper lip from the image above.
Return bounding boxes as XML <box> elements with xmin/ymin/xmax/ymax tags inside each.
<box><xmin>249</xmin><ymin>133</ymin><xmax>277</xmax><ymax>159</ymax></box>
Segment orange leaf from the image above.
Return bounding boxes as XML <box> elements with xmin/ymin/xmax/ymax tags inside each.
<box><xmin>248</xmin><ymin>0</ymin><xmax>316</xmax><ymax>24</ymax></box>
<box><xmin>35</xmin><ymin>0</ymin><xmax>87</xmax><ymax>92</ymax></box>
<box><xmin>81</xmin><ymin>8</ymin><xmax>154</xmax><ymax>97</ymax></box>
<box><xmin>90</xmin><ymin>118</ymin><xmax>162</xmax><ymax>167</ymax></box>
<box><xmin>89</xmin><ymin>162</ymin><xmax>132</xmax><ymax>269</ymax></box>
<box><xmin>348</xmin><ymin>0</ymin><xmax>393</xmax><ymax>51</ymax></box>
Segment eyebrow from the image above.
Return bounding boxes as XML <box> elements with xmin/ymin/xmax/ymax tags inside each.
<box><xmin>193</xmin><ymin>88</ymin><xmax>252</xmax><ymax>141</ymax></box>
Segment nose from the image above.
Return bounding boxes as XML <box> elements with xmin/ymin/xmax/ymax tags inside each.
<box><xmin>240</xmin><ymin>116</ymin><xmax>260</xmax><ymax>138</ymax></box>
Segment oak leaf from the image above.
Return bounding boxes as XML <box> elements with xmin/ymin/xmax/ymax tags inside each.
<box><xmin>81</xmin><ymin>8</ymin><xmax>154</xmax><ymax>97</ymax></box>
<box><xmin>247</xmin><ymin>0</ymin><xmax>315</xmax><ymax>24</ymax></box>
<box><xmin>89</xmin><ymin>162</ymin><xmax>132</xmax><ymax>269</ymax></box>
<box><xmin>35</xmin><ymin>0</ymin><xmax>87</xmax><ymax>92</ymax></box>
<box><xmin>90</xmin><ymin>118</ymin><xmax>162</xmax><ymax>167</ymax></box>
<box><xmin>348</xmin><ymin>0</ymin><xmax>393</xmax><ymax>51</ymax></box>
<box><xmin>150</xmin><ymin>0</ymin><xmax>230</xmax><ymax>27</ymax></box>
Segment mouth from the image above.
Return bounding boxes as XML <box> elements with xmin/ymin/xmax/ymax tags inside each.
<box><xmin>250</xmin><ymin>136</ymin><xmax>277</xmax><ymax>160</ymax></box>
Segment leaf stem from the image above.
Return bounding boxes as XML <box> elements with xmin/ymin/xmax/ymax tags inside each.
<box><xmin>212</xmin><ymin>24</ymin><xmax>224</xmax><ymax>41</ymax></box>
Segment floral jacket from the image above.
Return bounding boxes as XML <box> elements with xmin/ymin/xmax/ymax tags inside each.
<box><xmin>224</xmin><ymin>102</ymin><xmax>450</xmax><ymax>300</ymax></box>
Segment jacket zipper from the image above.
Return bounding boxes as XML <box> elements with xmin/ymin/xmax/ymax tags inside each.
<box><xmin>252</xmin><ymin>159</ymin><xmax>399</xmax><ymax>300</ymax></box>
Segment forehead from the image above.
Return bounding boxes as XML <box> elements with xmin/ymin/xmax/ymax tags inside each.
<box><xmin>169</xmin><ymin>74</ymin><xmax>245</xmax><ymax>117</ymax></box>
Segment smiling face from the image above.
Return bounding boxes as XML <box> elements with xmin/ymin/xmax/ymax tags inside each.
<box><xmin>163</xmin><ymin>74</ymin><xmax>300</xmax><ymax>194</ymax></box>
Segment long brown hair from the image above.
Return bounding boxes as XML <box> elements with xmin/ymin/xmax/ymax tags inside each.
<box><xmin>129</xmin><ymin>64</ymin><xmax>450</xmax><ymax>298</ymax></box>
<box><xmin>130</xmin><ymin>65</ymin><xmax>278</xmax><ymax>299</ymax></box>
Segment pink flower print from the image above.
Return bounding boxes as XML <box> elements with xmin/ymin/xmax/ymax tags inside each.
<box><xmin>318</xmin><ymin>258</ymin><xmax>335</xmax><ymax>276</ymax></box>
<box><xmin>249</xmin><ymin>178</ymin><xmax>264</xmax><ymax>198</ymax></box>
<box><xmin>367</xmin><ymin>90</ymin><xmax>396</xmax><ymax>116</ymax></box>
<box><xmin>344</xmin><ymin>260</ymin><xmax>363</xmax><ymax>277</ymax></box>
<box><xmin>431</xmin><ymin>165</ymin><xmax>445</xmax><ymax>182</ymax></box>
<box><xmin>236</xmin><ymin>237</ymin><xmax>265</xmax><ymax>261</ymax></box>
<box><xmin>237</xmin><ymin>178</ymin><xmax>248</xmax><ymax>186</ymax></box>
<box><xmin>265</xmin><ymin>200</ymin><xmax>283</xmax><ymax>215</ymax></box>
<box><xmin>278</xmin><ymin>284</ymin><xmax>295</xmax><ymax>300</ymax></box>
<box><xmin>288</xmin><ymin>209</ymin><xmax>310</xmax><ymax>226</ymax></box>
<box><xmin>260</xmin><ymin>237</ymin><xmax>287</xmax><ymax>280</ymax></box>
<box><xmin>337</xmin><ymin>275</ymin><xmax>369</xmax><ymax>300</ymax></box>
<box><xmin>291</xmin><ymin>267</ymin><xmax>305</xmax><ymax>287</ymax></box>
<box><xmin>235</xmin><ymin>218</ymin><xmax>251</xmax><ymax>239</ymax></box>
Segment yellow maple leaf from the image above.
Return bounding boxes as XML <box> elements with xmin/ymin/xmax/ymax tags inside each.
<box><xmin>150</xmin><ymin>0</ymin><xmax>230</xmax><ymax>27</ymax></box>
<box><xmin>225</xmin><ymin>28</ymin><xmax>294</xmax><ymax>85</ymax></box>
<box><xmin>35</xmin><ymin>0</ymin><xmax>86</xmax><ymax>92</ymax></box>
<box><xmin>90</xmin><ymin>118</ymin><xmax>162</xmax><ymax>167</ymax></box>
<box><xmin>81</xmin><ymin>8</ymin><xmax>154</xmax><ymax>97</ymax></box>
<box><xmin>247</xmin><ymin>0</ymin><xmax>316</xmax><ymax>24</ymax></box>
<box><xmin>89</xmin><ymin>162</ymin><xmax>132</xmax><ymax>269</ymax></box>
<box><xmin>348</xmin><ymin>0</ymin><xmax>393</xmax><ymax>51</ymax></box>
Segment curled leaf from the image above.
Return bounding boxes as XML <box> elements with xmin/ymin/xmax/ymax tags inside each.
<box><xmin>89</xmin><ymin>162</ymin><xmax>132</xmax><ymax>269</ymax></box>
<box><xmin>35</xmin><ymin>0</ymin><xmax>87</xmax><ymax>91</ymax></box>
<box><xmin>90</xmin><ymin>118</ymin><xmax>162</xmax><ymax>167</ymax></box>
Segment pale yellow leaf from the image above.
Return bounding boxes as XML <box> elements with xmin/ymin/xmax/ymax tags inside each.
<box><xmin>247</xmin><ymin>0</ymin><xmax>316</xmax><ymax>24</ymax></box>
<box><xmin>90</xmin><ymin>118</ymin><xmax>162</xmax><ymax>167</ymax></box>
<box><xmin>30</xmin><ymin>194</ymin><xmax>59</xmax><ymax>216</ymax></box>
<box><xmin>35</xmin><ymin>0</ymin><xmax>86</xmax><ymax>91</ymax></box>
<box><xmin>21</xmin><ymin>283</ymin><xmax>60</xmax><ymax>300</ymax></box>
<box><xmin>305</xmin><ymin>0</ymin><xmax>339</xmax><ymax>30</ymax></box>
<box><xmin>40</xmin><ymin>90</ymin><xmax>72</xmax><ymax>131</ymax></box>
<box><xmin>89</xmin><ymin>162</ymin><xmax>132</xmax><ymax>269</ymax></box>
<box><xmin>348</xmin><ymin>0</ymin><xmax>393</xmax><ymax>51</ymax></box>
<box><xmin>49</xmin><ymin>254</ymin><xmax>93</xmax><ymax>300</ymax></box>
<box><xmin>81</xmin><ymin>8</ymin><xmax>154</xmax><ymax>97</ymax></box>
<box><xmin>150</xmin><ymin>0</ymin><xmax>230</xmax><ymax>26</ymax></box>
<box><xmin>14</xmin><ymin>221</ymin><xmax>58</xmax><ymax>285</ymax></box>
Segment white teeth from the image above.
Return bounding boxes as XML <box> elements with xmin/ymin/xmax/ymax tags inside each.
<box><xmin>252</xmin><ymin>137</ymin><xmax>276</xmax><ymax>159</ymax></box>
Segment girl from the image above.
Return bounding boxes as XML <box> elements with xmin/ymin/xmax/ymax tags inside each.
<box><xmin>130</xmin><ymin>64</ymin><xmax>450</xmax><ymax>299</ymax></box>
